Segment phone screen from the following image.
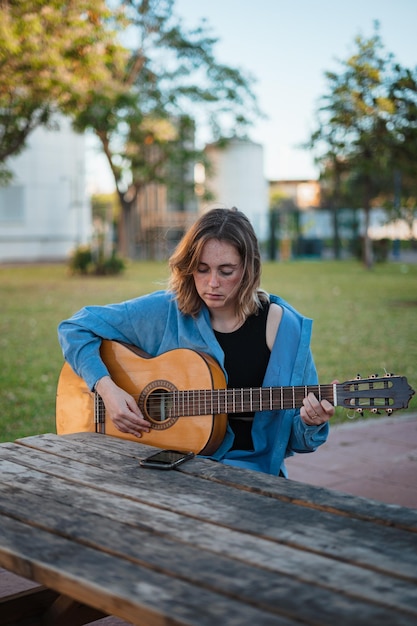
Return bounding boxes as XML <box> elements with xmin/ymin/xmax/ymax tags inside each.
<box><xmin>139</xmin><ymin>449</ymin><xmax>195</xmax><ymax>469</ymax></box>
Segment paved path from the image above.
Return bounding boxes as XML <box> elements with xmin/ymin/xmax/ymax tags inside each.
<box><xmin>2</xmin><ymin>412</ymin><xmax>416</xmax><ymax>625</ymax></box>
<box><xmin>286</xmin><ymin>411</ymin><xmax>417</xmax><ymax>508</ymax></box>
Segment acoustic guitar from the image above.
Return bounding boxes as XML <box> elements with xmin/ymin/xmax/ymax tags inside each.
<box><xmin>56</xmin><ymin>340</ymin><xmax>415</xmax><ymax>455</ymax></box>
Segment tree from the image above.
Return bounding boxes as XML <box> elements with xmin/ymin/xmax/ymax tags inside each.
<box><xmin>0</xmin><ymin>0</ymin><xmax>128</xmax><ymax>184</ymax></box>
<box><xmin>308</xmin><ymin>23</ymin><xmax>417</xmax><ymax>267</ymax></box>
<box><xmin>72</xmin><ymin>0</ymin><xmax>260</xmax><ymax>257</ymax></box>
<box><xmin>384</xmin><ymin>65</ymin><xmax>417</xmax><ymax>245</ymax></box>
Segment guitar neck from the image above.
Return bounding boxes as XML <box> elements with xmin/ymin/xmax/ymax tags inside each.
<box><xmin>172</xmin><ymin>384</ymin><xmax>336</xmax><ymax>416</ymax></box>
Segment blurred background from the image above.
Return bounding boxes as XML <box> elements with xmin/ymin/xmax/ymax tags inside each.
<box><xmin>1</xmin><ymin>0</ymin><xmax>416</xmax><ymax>268</ymax></box>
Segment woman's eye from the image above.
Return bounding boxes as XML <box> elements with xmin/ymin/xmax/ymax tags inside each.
<box><xmin>196</xmin><ymin>267</ymin><xmax>234</xmax><ymax>276</ymax></box>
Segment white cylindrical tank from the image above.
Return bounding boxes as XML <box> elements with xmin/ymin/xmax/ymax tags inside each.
<box><xmin>203</xmin><ymin>138</ymin><xmax>269</xmax><ymax>241</ymax></box>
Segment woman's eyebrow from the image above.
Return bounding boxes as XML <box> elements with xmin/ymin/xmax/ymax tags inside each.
<box><xmin>198</xmin><ymin>261</ymin><xmax>239</xmax><ymax>268</ymax></box>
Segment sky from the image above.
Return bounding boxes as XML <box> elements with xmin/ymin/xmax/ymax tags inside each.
<box><xmin>87</xmin><ymin>0</ymin><xmax>417</xmax><ymax>192</ymax></box>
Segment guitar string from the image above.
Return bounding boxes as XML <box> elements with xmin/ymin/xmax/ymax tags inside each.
<box><xmin>96</xmin><ymin>381</ymin><xmax>397</xmax><ymax>419</ymax></box>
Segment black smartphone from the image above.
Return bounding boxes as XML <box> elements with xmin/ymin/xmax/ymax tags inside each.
<box><xmin>139</xmin><ymin>449</ymin><xmax>195</xmax><ymax>470</ymax></box>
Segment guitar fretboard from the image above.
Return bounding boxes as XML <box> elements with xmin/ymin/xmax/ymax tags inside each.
<box><xmin>164</xmin><ymin>384</ymin><xmax>335</xmax><ymax>417</ymax></box>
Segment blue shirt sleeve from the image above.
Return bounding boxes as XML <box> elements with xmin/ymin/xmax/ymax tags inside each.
<box><xmin>57</xmin><ymin>291</ymin><xmax>171</xmax><ymax>390</ymax></box>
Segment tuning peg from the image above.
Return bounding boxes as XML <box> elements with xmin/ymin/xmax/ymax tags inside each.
<box><xmin>370</xmin><ymin>408</ymin><xmax>381</xmax><ymax>414</ymax></box>
<box><xmin>369</xmin><ymin>373</ymin><xmax>379</xmax><ymax>379</ymax></box>
<box><xmin>386</xmin><ymin>408</ymin><xmax>393</xmax><ymax>415</ymax></box>
<box><xmin>355</xmin><ymin>374</ymin><xmax>362</xmax><ymax>380</ymax></box>
<box><xmin>356</xmin><ymin>408</ymin><xmax>364</xmax><ymax>415</ymax></box>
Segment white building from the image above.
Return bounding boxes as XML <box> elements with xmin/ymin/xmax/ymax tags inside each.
<box><xmin>203</xmin><ymin>138</ymin><xmax>269</xmax><ymax>241</ymax></box>
<box><xmin>0</xmin><ymin>117</ymin><xmax>91</xmax><ymax>263</ymax></box>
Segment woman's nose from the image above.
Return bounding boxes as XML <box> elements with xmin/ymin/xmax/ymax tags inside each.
<box><xmin>208</xmin><ymin>271</ymin><xmax>219</xmax><ymax>287</ymax></box>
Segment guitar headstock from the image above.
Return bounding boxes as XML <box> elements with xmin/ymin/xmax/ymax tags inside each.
<box><xmin>336</xmin><ymin>374</ymin><xmax>415</xmax><ymax>415</ymax></box>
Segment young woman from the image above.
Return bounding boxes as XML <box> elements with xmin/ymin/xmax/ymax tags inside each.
<box><xmin>58</xmin><ymin>207</ymin><xmax>334</xmax><ymax>476</ymax></box>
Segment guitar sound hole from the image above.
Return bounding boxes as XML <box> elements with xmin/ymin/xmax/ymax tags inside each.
<box><xmin>146</xmin><ymin>388</ymin><xmax>173</xmax><ymax>423</ymax></box>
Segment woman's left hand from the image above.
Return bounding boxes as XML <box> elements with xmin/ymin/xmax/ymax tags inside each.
<box><xmin>300</xmin><ymin>381</ymin><xmax>338</xmax><ymax>426</ymax></box>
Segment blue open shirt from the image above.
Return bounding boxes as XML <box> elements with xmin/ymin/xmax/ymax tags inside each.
<box><xmin>58</xmin><ymin>291</ymin><xmax>329</xmax><ymax>476</ymax></box>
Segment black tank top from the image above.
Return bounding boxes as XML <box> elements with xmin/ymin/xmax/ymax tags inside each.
<box><xmin>214</xmin><ymin>302</ymin><xmax>271</xmax><ymax>450</ymax></box>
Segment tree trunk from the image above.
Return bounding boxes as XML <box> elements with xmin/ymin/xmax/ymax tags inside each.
<box><xmin>362</xmin><ymin>177</ymin><xmax>374</xmax><ymax>269</ymax></box>
<box><xmin>331</xmin><ymin>204</ymin><xmax>341</xmax><ymax>259</ymax></box>
<box><xmin>268</xmin><ymin>209</ymin><xmax>279</xmax><ymax>260</ymax></box>
<box><xmin>332</xmin><ymin>168</ymin><xmax>342</xmax><ymax>260</ymax></box>
<box><xmin>362</xmin><ymin>206</ymin><xmax>373</xmax><ymax>269</ymax></box>
<box><xmin>117</xmin><ymin>192</ymin><xmax>136</xmax><ymax>259</ymax></box>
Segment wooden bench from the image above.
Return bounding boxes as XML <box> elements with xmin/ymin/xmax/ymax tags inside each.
<box><xmin>0</xmin><ymin>432</ymin><xmax>416</xmax><ymax>625</ymax></box>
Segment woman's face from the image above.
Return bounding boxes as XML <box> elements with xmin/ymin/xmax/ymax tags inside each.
<box><xmin>192</xmin><ymin>239</ymin><xmax>244</xmax><ymax>315</ymax></box>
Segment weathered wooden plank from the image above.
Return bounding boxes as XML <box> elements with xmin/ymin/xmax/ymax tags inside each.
<box><xmin>1</xmin><ymin>442</ymin><xmax>417</xmax><ymax>583</ymax></box>
<box><xmin>181</xmin><ymin>456</ymin><xmax>417</xmax><ymax>531</ymax></box>
<box><xmin>15</xmin><ymin>432</ymin><xmax>154</xmax><ymax>467</ymax></box>
<box><xmin>0</xmin><ymin>515</ymin><xmax>301</xmax><ymax>626</ymax></box>
<box><xmin>19</xmin><ymin>432</ymin><xmax>417</xmax><ymax>533</ymax></box>
<box><xmin>1</xmin><ymin>494</ymin><xmax>417</xmax><ymax>626</ymax></box>
<box><xmin>0</xmin><ymin>466</ymin><xmax>417</xmax><ymax>623</ymax></box>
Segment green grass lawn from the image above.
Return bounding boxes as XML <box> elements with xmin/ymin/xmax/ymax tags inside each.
<box><xmin>1</xmin><ymin>259</ymin><xmax>416</xmax><ymax>442</ymax></box>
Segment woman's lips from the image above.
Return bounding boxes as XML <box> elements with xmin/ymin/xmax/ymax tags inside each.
<box><xmin>205</xmin><ymin>293</ymin><xmax>222</xmax><ymax>299</ymax></box>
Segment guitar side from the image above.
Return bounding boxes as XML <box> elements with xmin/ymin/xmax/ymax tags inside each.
<box><xmin>56</xmin><ymin>341</ymin><xmax>228</xmax><ymax>455</ymax></box>
<box><xmin>56</xmin><ymin>362</ymin><xmax>97</xmax><ymax>435</ymax></box>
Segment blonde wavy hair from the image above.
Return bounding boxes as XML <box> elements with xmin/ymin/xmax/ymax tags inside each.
<box><xmin>168</xmin><ymin>207</ymin><xmax>269</xmax><ymax>320</ymax></box>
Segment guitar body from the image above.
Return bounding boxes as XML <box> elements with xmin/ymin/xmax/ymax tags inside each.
<box><xmin>56</xmin><ymin>341</ymin><xmax>228</xmax><ymax>455</ymax></box>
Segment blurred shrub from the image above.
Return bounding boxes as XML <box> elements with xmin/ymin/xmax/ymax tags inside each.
<box><xmin>69</xmin><ymin>245</ymin><xmax>125</xmax><ymax>276</ymax></box>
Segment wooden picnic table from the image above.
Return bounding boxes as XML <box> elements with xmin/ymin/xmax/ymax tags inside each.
<box><xmin>0</xmin><ymin>432</ymin><xmax>416</xmax><ymax>626</ymax></box>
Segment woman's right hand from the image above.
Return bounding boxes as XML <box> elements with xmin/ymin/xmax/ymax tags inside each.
<box><xmin>95</xmin><ymin>376</ymin><xmax>150</xmax><ymax>438</ymax></box>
